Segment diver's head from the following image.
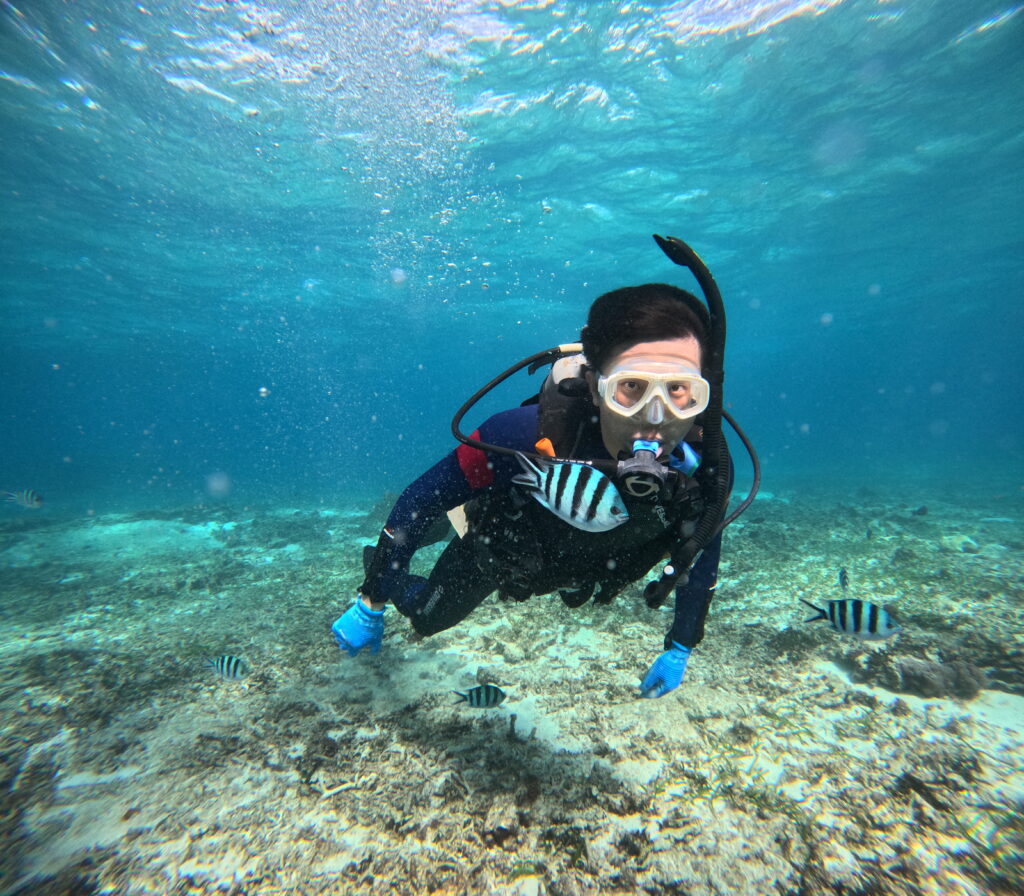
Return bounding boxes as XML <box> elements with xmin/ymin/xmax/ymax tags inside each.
<box><xmin>581</xmin><ymin>284</ymin><xmax>710</xmax><ymax>459</ymax></box>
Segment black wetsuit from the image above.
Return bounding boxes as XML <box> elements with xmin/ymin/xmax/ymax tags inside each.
<box><xmin>361</xmin><ymin>404</ymin><xmax>722</xmax><ymax>650</ymax></box>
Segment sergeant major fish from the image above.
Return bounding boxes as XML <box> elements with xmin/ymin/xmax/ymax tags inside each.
<box><xmin>800</xmin><ymin>598</ymin><xmax>900</xmax><ymax>640</ymax></box>
<box><xmin>207</xmin><ymin>654</ymin><xmax>249</xmax><ymax>680</ymax></box>
<box><xmin>4</xmin><ymin>489</ymin><xmax>42</xmax><ymax>509</ymax></box>
<box><xmin>453</xmin><ymin>684</ymin><xmax>507</xmax><ymax>708</ymax></box>
<box><xmin>512</xmin><ymin>452</ymin><xmax>628</xmax><ymax>532</ymax></box>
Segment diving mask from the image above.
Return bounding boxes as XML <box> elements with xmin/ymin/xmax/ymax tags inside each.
<box><xmin>597</xmin><ymin>357</ymin><xmax>710</xmax><ymax>424</ymax></box>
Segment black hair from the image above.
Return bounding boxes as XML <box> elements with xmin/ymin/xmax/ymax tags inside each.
<box><xmin>580</xmin><ymin>283</ymin><xmax>709</xmax><ymax>374</ymax></box>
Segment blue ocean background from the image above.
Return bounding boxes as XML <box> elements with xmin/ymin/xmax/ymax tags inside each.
<box><xmin>2</xmin><ymin>0</ymin><xmax>1022</xmax><ymax>510</ymax></box>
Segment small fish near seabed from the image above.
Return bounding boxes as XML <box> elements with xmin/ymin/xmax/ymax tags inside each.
<box><xmin>207</xmin><ymin>654</ymin><xmax>249</xmax><ymax>680</ymax></box>
<box><xmin>513</xmin><ymin>452</ymin><xmax>628</xmax><ymax>532</ymax></box>
<box><xmin>453</xmin><ymin>684</ymin><xmax>507</xmax><ymax>708</ymax></box>
<box><xmin>838</xmin><ymin>567</ymin><xmax>849</xmax><ymax>591</ymax></box>
<box><xmin>800</xmin><ymin>598</ymin><xmax>901</xmax><ymax>640</ymax></box>
<box><xmin>4</xmin><ymin>489</ymin><xmax>42</xmax><ymax>509</ymax></box>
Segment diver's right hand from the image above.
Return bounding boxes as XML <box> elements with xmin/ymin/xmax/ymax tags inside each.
<box><xmin>331</xmin><ymin>598</ymin><xmax>384</xmax><ymax>656</ymax></box>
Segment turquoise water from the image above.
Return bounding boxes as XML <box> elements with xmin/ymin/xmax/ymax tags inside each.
<box><xmin>2</xmin><ymin>0</ymin><xmax>1021</xmax><ymax>509</ymax></box>
<box><xmin>2</xmin><ymin>2</ymin><xmax>1024</xmax><ymax>894</ymax></box>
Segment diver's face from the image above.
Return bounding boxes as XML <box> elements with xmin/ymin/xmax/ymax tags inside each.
<box><xmin>588</xmin><ymin>336</ymin><xmax>703</xmax><ymax>459</ymax></box>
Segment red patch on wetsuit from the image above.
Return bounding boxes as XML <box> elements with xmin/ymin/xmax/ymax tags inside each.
<box><xmin>456</xmin><ymin>430</ymin><xmax>494</xmax><ymax>489</ymax></box>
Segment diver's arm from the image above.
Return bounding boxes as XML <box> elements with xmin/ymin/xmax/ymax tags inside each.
<box><xmin>334</xmin><ymin>460</ymin><xmax>469</xmax><ymax>656</ymax></box>
<box><xmin>359</xmin><ymin>406</ymin><xmax>538</xmax><ymax>608</ymax></box>
<box><xmin>665</xmin><ymin>532</ymin><xmax>723</xmax><ymax>649</ymax></box>
<box><xmin>639</xmin><ymin>534</ymin><xmax>722</xmax><ymax>696</ymax></box>
<box><xmin>359</xmin><ymin>452</ymin><xmax>475</xmax><ymax>607</ymax></box>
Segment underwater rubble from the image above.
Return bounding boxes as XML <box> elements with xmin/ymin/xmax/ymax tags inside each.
<box><xmin>0</xmin><ymin>487</ymin><xmax>1022</xmax><ymax>895</ymax></box>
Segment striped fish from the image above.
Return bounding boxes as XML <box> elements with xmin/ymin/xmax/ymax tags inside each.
<box><xmin>207</xmin><ymin>654</ymin><xmax>249</xmax><ymax>680</ymax></box>
<box><xmin>800</xmin><ymin>598</ymin><xmax>900</xmax><ymax>640</ymax></box>
<box><xmin>512</xmin><ymin>452</ymin><xmax>628</xmax><ymax>532</ymax></box>
<box><xmin>4</xmin><ymin>489</ymin><xmax>42</xmax><ymax>509</ymax></box>
<box><xmin>453</xmin><ymin>684</ymin><xmax>507</xmax><ymax>708</ymax></box>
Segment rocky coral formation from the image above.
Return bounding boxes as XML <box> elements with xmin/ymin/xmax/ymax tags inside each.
<box><xmin>848</xmin><ymin>651</ymin><xmax>988</xmax><ymax>699</ymax></box>
<box><xmin>0</xmin><ymin>490</ymin><xmax>1021</xmax><ymax>896</ymax></box>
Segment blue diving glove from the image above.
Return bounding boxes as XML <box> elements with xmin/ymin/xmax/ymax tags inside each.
<box><xmin>332</xmin><ymin>599</ymin><xmax>384</xmax><ymax>657</ymax></box>
<box><xmin>639</xmin><ymin>642</ymin><xmax>691</xmax><ymax>698</ymax></box>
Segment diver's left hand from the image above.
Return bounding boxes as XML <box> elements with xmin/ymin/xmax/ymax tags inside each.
<box><xmin>639</xmin><ymin>642</ymin><xmax>691</xmax><ymax>698</ymax></box>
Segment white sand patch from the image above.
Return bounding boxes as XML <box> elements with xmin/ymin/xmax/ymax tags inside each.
<box><xmin>969</xmin><ymin>689</ymin><xmax>1024</xmax><ymax>734</ymax></box>
<box><xmin>504</xmin><ymin>694</ymin><xmax>585</xmax><ymax>751</ymax></box>
<box><xmin>57</xmin><ymin>765</ymin><xmax>143</xmax><ymax>789</ymax></box>
<box><xmin>176</xmin><ymin>845</ymin><xmax>260</xmax><ymax>886</ymax></box>
<box><xmin>1</xmin><ymin>517</ymin><xmax>227</xmax><ymax>570</ymax></box>
<box><xmin>614</xmin><ymin>756</ymin><xmax>665</xmax><ymax>785</ymax></box>
<box><xmin>21</xmin><ymin>794</ymin><xmax>136</xmax><ymax>881</ymax></box>
<box><xmin>309</xmin><ymin>825</ymin><xmax>378</xmax><ymax>873</ymax></box>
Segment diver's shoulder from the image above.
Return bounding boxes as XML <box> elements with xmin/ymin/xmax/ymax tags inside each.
<box><xmin>480</xmin><ymin>404</ymin><xmax>540</xmax><ymax>428</ymax></box>
<box><xmin>476</xmin><ymin>405</ymin><xmax>539</xmax><ymax>449</ymax></box>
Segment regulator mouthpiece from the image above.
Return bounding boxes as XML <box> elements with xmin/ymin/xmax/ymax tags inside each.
<box><xmin>616</xmin><ymin>439</ymin><xmax>669</xmax><ymax>501</ymax></box>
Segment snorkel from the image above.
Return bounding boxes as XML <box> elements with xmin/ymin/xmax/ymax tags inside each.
<box><xmin>641</xmin><ymin>235</ymin><xmax>732</xmax><ymax>608</ymax></box>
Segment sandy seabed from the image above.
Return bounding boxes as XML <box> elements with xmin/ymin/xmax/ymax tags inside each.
<box><xmin>1</xmin><ymin>483</ymin><xmax>1022</xmax><ymax>896</ymax></box>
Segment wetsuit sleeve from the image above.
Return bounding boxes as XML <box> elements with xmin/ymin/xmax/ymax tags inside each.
<box><xmin>359</xmin><ymin>406</ymin><xmax>538</xmax><ymax>603</ymax></box>
<box><xmin>665</xmin><ymin>532</ymin><xmax>722</xmax><ymax>650</ymax></box>
<box><xmin>359</xmin><ymin>451</ymin><xmax>476</xmax><ymax>604</ymax></box>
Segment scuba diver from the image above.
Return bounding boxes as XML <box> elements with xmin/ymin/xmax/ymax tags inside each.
<box><xmin>332</xmin><ymin>235</ymin><xmax>758</xmax><ymax>698</ymax></box>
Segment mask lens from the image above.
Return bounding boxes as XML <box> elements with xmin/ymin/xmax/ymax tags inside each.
<box><xmin>599</xmin><ymin>364</ymin><xmax>709</xmax><ymax>421</ymax></box>
<box><xmin>667</xmin><ymin>380</ymin><xmax>693</xmax><ymax>410</ymax></box>
<box><xmin>613</xmin><ymin>377</ymin><xmax>653</xmax><ymax>410</ymax></box>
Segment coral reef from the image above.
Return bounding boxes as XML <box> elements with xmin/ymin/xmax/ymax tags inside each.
<box><xmin>0</xmin><ymin>488</ymin><xmax>1021</xmax><ymax>895</ymax></box>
